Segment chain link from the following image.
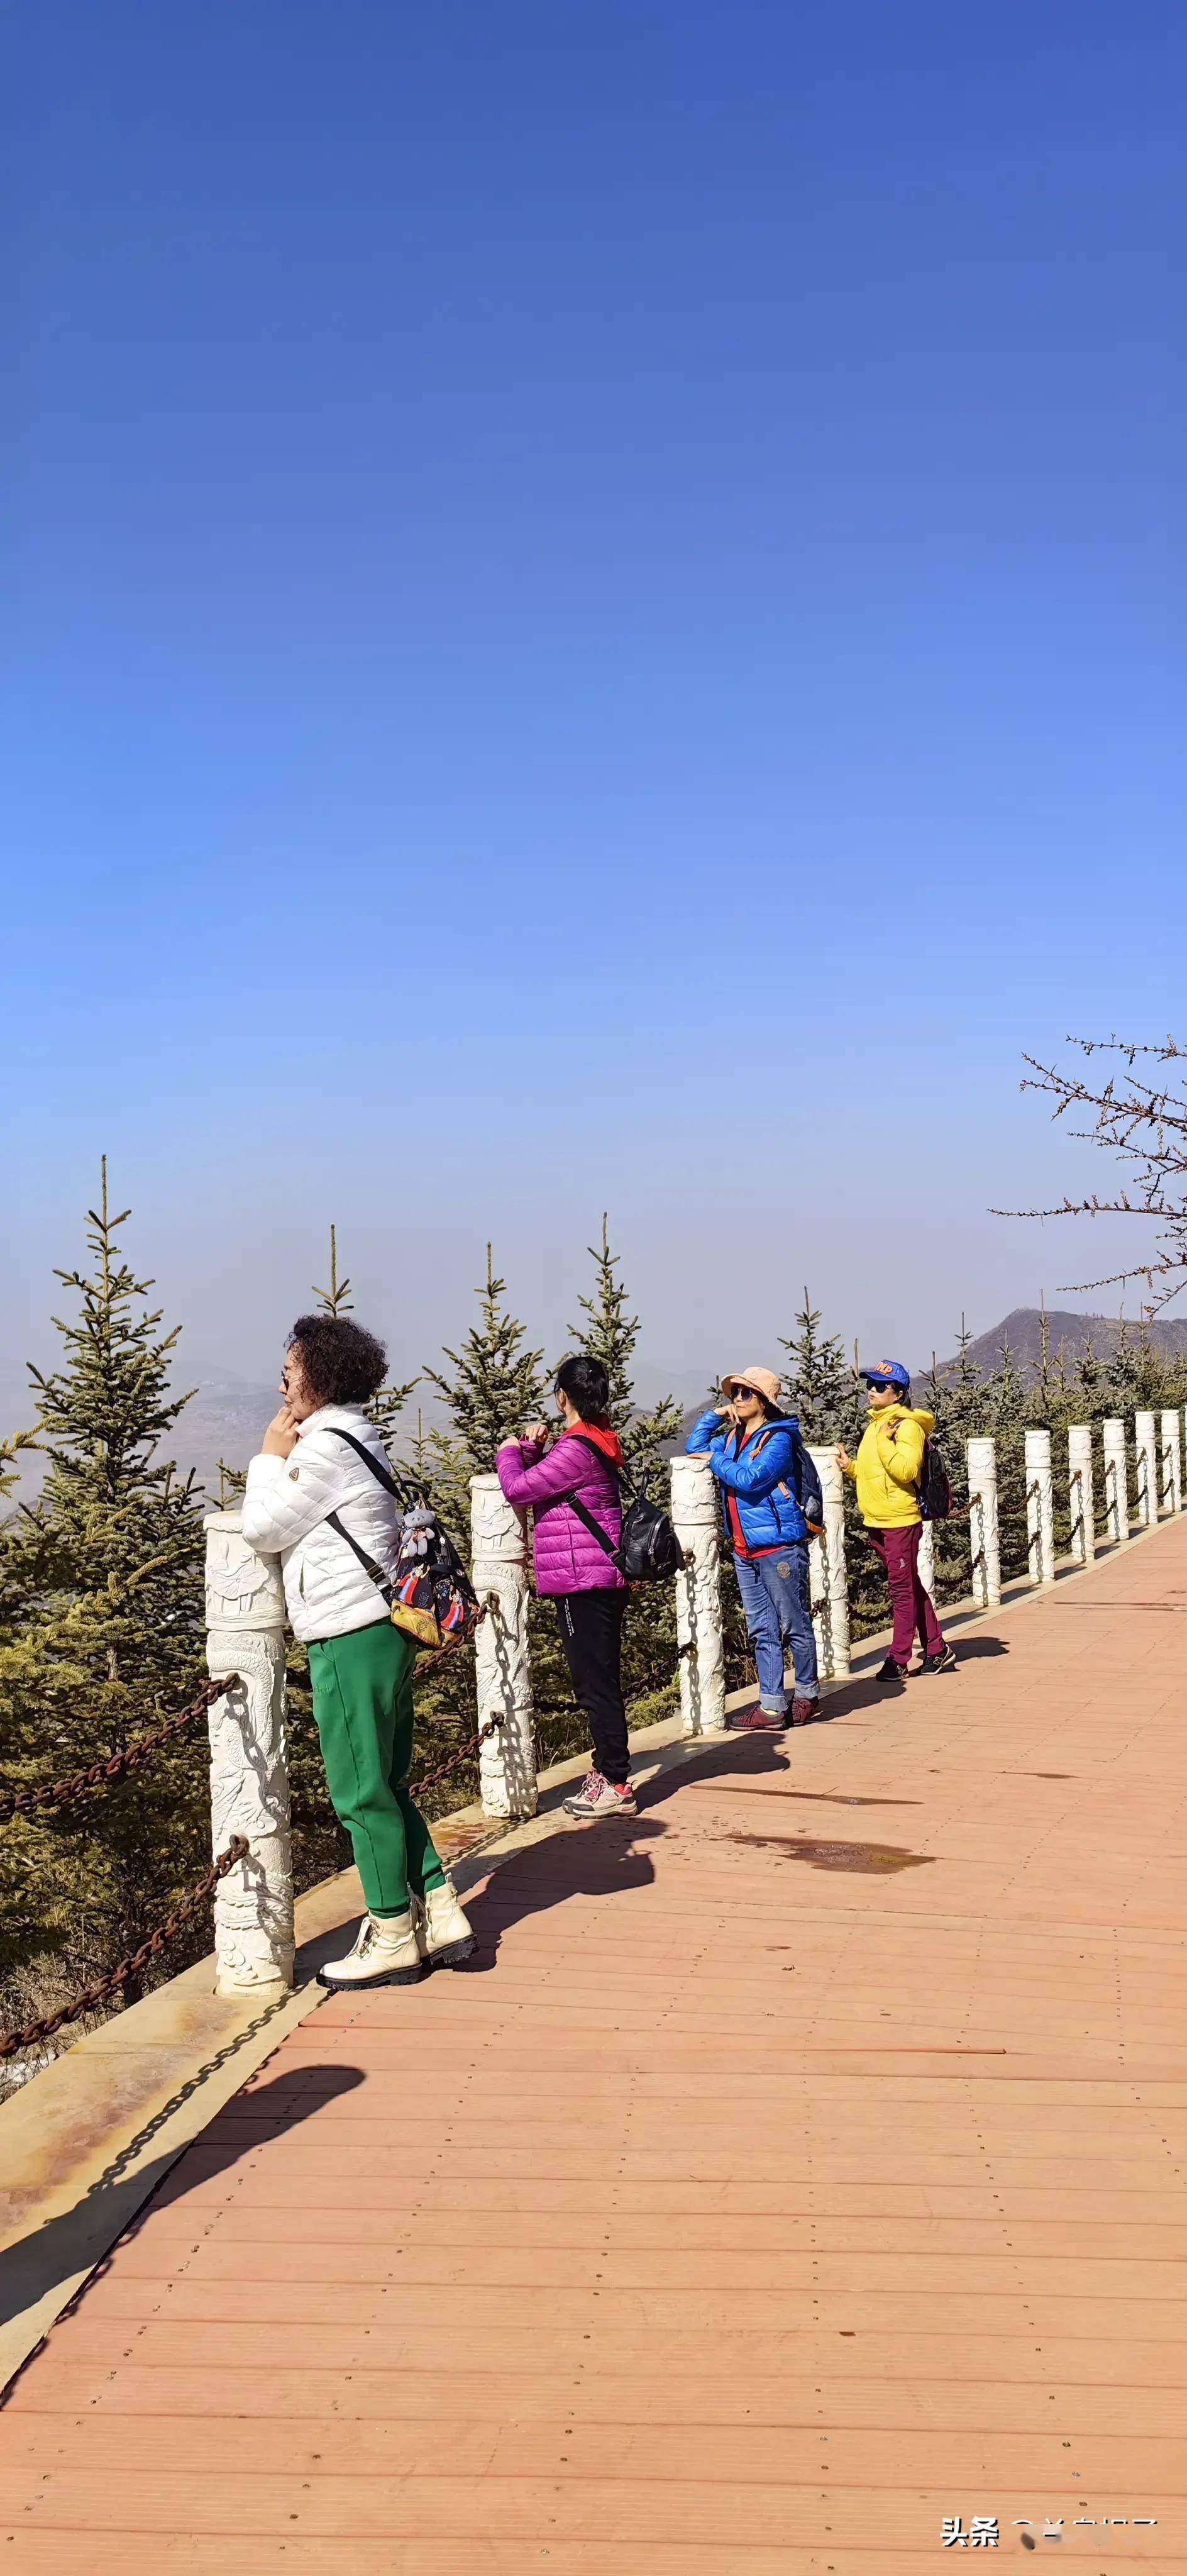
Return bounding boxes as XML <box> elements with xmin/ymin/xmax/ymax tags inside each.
<box><xmin>411</xmin><ymin>1711</ymin><xmax>504</xmax><ymax>1800</ymax></box>
<box><xmin>0</xmin><ymin>1677</ymin><xmax>239</xmax><ymax>1828</ymax></box>
<box><xmin>0</xmin><ymin>1836</ymin><xmax>250</xmax><ymax>2062</ymax></box>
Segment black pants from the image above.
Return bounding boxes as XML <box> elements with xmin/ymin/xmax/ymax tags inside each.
<box><xmin>556</xmin><ymin>1589</ymin><xmax>629</xmax><ymax>1784</ymax></box>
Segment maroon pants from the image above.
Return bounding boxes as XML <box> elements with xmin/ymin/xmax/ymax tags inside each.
<box><xmin>866</xmin><ymin>1523</ymin><xmax>944</xmax><ymax>1665</ymax></box>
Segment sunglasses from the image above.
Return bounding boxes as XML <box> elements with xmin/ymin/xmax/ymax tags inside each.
<box><xmin>727</xmin><ymin>1384</ymin><xmax>758</xmax><ymax>1402</ymax></box>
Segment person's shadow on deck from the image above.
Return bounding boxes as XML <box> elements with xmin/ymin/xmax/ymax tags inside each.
<box><xmin>463</xmin><ymin>1724</ymin><xmax>792</xmax><ymax>1966</ymax></box>
<box><xmin>0</xmin><ymin>2062</ymin><xmax>364</xmax><ymax>2340</ymax></box>
<box><xmin>464</xmin><ymin>1815</ymin><xmax>665</xmax><ymax>1967</ymax></box>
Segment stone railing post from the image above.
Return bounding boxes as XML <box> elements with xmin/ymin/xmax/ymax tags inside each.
<box><xmin>670</xmin><ymin>1453</ymin><xmax>726</xmax><ymax>1735</ymax></box>
<box><xmin>1067</xmin><ymin>1424</ymin><xmax>1095</xmax><ymax>1567</ymax></box>
<box><xmin>470</xmin><ymin>1475</ymin><xmax>538</xmax><ymax>1819</ymax></box>
<box><xmin>1159</xmin><ymin>1407</ymin><xmax>1182</xmax><ymax>1516</ymax></box>
<box><xmin>1102</xmin><ymin>1418</ymin><xmax>1129</xmax><ymax>1545</ymax></box>
<box><xmin>1025</xmin><ymin>1428</ymin><xmax>1056</xmax><ymax>1587</ymax></box>
<box><xmin>967</xmin><ymin>1436</ymin><xmax>1001</xmax><ymax>1608</ymax></box>
<box><xmin>1134</xmin><ymin>1411</ymin><xmax>1157</xmax><ymax>1529</ymax></box>
<box><xmin>204</xmin><ymin>1511</ymin><xmax>294</xmax><ymax>1997</ymax></box>
<box><xmin>807</xmin><ymin>1445</ymin><xmax>850</xmax><ymax>1679</ymax></box>
<box><xmin>917</xmin><ymin>1517</ymin><xmax>937</xmax><ymax>1601</ymax></box>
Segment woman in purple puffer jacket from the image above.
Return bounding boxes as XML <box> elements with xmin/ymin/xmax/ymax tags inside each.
<box><xmin>496</xmin><ymin>1353</ymin><xmax>634</xmax><ymax>1822</ymax></box>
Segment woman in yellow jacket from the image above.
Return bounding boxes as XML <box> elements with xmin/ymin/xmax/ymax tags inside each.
<box><xmin>837</xmin><ymin>1360</ymin><xmax>955</xmax><ymax>1682</ymax></box>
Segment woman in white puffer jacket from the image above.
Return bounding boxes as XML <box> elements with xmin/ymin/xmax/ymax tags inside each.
<box><xmin>241</xmin><ymin>1313</ymin><xmax>475</xmax><ymax>1990</ymax></box>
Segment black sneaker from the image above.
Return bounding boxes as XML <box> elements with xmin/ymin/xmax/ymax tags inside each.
<box><xmin>878</xmin><ymin>1657</ymin><xmax>909</xmax><ymax>1682</ymax></box>
<box><xmin>921</xmin><ymin>1646</ymin><xmax>957</xmax><ymax>1674</ymax></box>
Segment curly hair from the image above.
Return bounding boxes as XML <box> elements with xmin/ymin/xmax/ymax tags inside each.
<box><xmin>288</xmin><ymin>1313</ymin><xmax>388</xmax><ymax>1408</ymax></box>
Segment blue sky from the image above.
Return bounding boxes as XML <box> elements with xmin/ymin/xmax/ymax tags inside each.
<box><xmin>5</xmin><ymin>0</ymin><xmax>1183</xmax><ymax>1396</ymax></box>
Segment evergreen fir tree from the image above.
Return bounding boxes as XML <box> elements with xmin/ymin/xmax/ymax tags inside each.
<box><xmin>564</xmin><ymin>1216</ymin><xmax>682</xmax><ymax>1719</ymax></box>
<box><xmin>215</xmin><ymin>1458</ymin><xmax>246</xmax><ymax>1507</ymax></box>
<box><xmin>569</xmin><ymin>1214</ymin><xmax>683</xmax><ymax>1484</ymax></box>
<box><xmin>310</xmin><ymin>1224</ymin><xmax>416</xmax><ymax>1450</ymax></box>
<box><xmin>424</xmin><ymin>1246</ymin><xmax>547</xmax><ymax>1475</ymax></box>
<box><xmin>0</xmin><ymin>1164</ymin><xmax>208</xmax><ymax>2001</ymax></box>
<box><xmin>404</xmin><ymin>1407</ymin><xmax>432</xmax><ymax>1485</ymax></box>
<box><xmin>923</xmin><ymin>1320</ymin><xmax>988</xmax><ymax>1600</ymax></box>
<box><xmin>780</xmin><ymin>1289</ymin><xmax>861</xmax><ymax>1443</ymax></box>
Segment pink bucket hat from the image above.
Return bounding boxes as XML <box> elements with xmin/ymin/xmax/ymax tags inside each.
<box><xmin>720</xmin><ymin>1364</ymin><xmax>783</xmax><ymax>1406</ymax></box>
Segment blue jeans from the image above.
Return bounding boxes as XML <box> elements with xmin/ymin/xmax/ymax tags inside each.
<box><xmin>733</xmin><ymin>1545</ymin><xmax>819</xmax><ymax>1713</ymax></box>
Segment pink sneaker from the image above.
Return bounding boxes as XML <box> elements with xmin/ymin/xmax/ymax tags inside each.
<box><xmin>563</xmin><ymin>1770</ymin><xmax>638</xmax><ymax>1820</ymax></box>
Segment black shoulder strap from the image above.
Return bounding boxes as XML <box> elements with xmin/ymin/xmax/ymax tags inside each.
<box><xmin>317</xmin><ymin>1427</ymin><xmax>404</xmax><ymax>1604</ymax></box>
<box><xmin>324</xmin><ymin>1424</ymin><xmax>402</xmax><ymax>1499</ymax></box>
<box><xmin>531</xmin><ymin>1436</ymin><xmax>625</xmax><ymax>1560</ymax></box>
<box><xmin>555</xmin><ymin>1487</ymin><xmax>619</xmax><ymax>1559</ymax></box>
<box><xmin>325</xmin><ymin>1510</ymin><xmax>394</xmax><ymax>1604</ymax></box>
<box><xmin>566</xmin><ymin>1431</ymin><xmax>636</xmax><ymax>1497</ymax></box>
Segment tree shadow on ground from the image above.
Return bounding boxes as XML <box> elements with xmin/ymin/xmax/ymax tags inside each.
<box><xmin>0</xmin><ymin>2062</ymin><xmax>363</xmax><ymax>2340</ymax></box>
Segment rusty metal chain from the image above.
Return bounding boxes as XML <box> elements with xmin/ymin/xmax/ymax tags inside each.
<box><xmin>0</xmin><ymin>1676</ymin><xmax>239</xmax><ymax>1829</ymax></box>
<box><xmin>0</xmin><ymin>1835</ymin><xmax>250</xmax><ymax>2062</ymax></box>
<box><xmin>411</xmin><ymin>1711</ymin><xmax>503</xmax><ymax>1800</ymax></box>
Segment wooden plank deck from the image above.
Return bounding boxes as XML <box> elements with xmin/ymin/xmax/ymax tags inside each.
<box><xmin>3</xmin><ymin>1519</ymin><xmax>1186</xmax><ymax>2571</ymax></box>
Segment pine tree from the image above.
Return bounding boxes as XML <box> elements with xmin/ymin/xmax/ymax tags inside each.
<box><xmin>564</xmin><ymin>1216</ymin><xmax>683</xmax><ymax>1721</ymax></box>
<box><xmin>404</xmin><ymin>1406</ymin><xmax>433</xmax><ymax>1485</ymax></box>
<box><xmin>780</xmin><ymin>1289</ymin><xmax>861</xmax><ymax>1442</ymax></box>
<box><xmin>0</xmin><ymin>1164</ymin><xmax>208</xmax><ymax>1999</ymax></box>
<box><xmin>311</xmin><ymin>1224</ymin><xmax>417</xmax><ymax>1450</ymax></box>
<box><xmin>424</xmin><ymin>1246</ymin><xmax>547</xmax><ymax>1476</ymax></box>
<box><xmin>570</xmin><ymin>1214</ymin><xmax>683</xmax><ymax>1484</ymax></box>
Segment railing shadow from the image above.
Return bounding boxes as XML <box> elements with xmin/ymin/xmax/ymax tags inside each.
<box><xmin>0</xmin><ymin>2058</ymin><xmax>363</xmax><ymax>2343</ymax></box>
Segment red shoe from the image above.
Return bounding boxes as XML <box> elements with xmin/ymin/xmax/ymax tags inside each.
<box><xmin>790</xmin><ymin>1696</ymin><xmax>819</xmax><ymax>1726</ymax></box>
<box><xmin>734</xmin><ymin>1706</ymin><xmax>784</xmax><ymax>1733</ymax></box>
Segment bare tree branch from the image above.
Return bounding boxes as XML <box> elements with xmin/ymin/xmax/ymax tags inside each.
<box><xmin>1004</xmin><ymin>1035</ymin><xmax>1187</xmax><ymax>1312</ymax></box>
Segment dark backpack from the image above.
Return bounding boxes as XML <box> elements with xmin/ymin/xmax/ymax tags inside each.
<box><xmin>555</xmin><ymin>1437</ymin><xmax>685</xmax><ymax>1584</ymax></box>
<box><xmin>917</xmin><ymin>1435</ymin><xmax>953</xmax><ymax>1521</ymax></box>
<box><xmin>747</xmin><ymin>1421</ymin><xmax>824</xmax><ymax>1537</ymax></box>
<box><xmin>788</xmin><ymin>1429</ymin><xmax>824</xmax><ymax>1534</ymax></box>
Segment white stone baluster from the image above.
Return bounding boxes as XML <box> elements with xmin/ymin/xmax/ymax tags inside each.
<box><xmin>1159</xmin><ymin>1407</ymin><xmax>1181</xmax><ymax>1516</ymax></box>
<box><xmin>670</xmin><ymin>1453</ymin><xmax>726</xmax><ymax>1735</ymax></box>
<box><xmin>204</xmin><ymin>1511</ymin><xmax>294</xmax><ymax>1997</ymax></box>
<box><xmin>1025</xmin><ymin>1428</ymin><xmax>1056</xmax><ymax>1587</ymax></box>
<box><xmin>1134</xmin><ymin>1412</ymin><xmax>1157</xmax><ymax>1529</ymax></box>
<box><xmin>917</xmin><ymin>1517</ymin><xmax>937</xmax><ymax>1601</ymax></box>
<box><xmin>807</xmin><ymin>1444</ymin><xmax>851</xmax><ymax>1679</ymax></box>
<box><xmin>470</xmin><ymin>1475</ymin><xmax>538</xmax><ymax>1819</ymax></box>
<box><xmin>967</xmin><ymin>1436</ymin><xmax>1001</xmax><ymax>1608</ymax></box>
<box><xmin>1101</xmin><ymin>1418</ymin><xmax>1129</xmax><ymax>1545</ymax></box>
<box><xmin>1067</xmin><ymin>1423</ymin><xmax>1095</xmax><ymax>1567</ymax></box>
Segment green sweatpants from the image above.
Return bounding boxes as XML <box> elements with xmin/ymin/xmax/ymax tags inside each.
<box><xmin>307</xmin><ymin>1618</ymin><xmax>446</xmax><ymax>1917</ymax></box>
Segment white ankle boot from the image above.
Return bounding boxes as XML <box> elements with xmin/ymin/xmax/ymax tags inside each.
<box><xmin>416</xmin><ymin>1879</ymin><xmax>477</xmax><ymax>1970</ymax></box>
<box><xmin>317</xmin><ymin>1909</ymin><xmax>423</xmax><ymax>1990</ymax></box>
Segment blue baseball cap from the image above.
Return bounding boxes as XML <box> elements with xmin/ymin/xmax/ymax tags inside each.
<box><xmin>861</xmin><ymin>1358</ymin><xmax>910</xmax><ymax>1391</ymax></box>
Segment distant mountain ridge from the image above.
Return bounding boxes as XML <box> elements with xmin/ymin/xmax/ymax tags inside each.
<box><xmin>6</xmin><ymin>1314</ymin><xmax>1179</xmax><ymax>1507</ymax></box>
<box><xmin>927</xmin><ymin>1306</ymin><xmax>1187</xmax><ymax>1385</ymax></box>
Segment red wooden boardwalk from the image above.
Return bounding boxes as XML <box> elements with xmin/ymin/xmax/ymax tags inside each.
<box><xmin>3</xmin><ymin>1522</ymin><xmax>1186</xmax><ymax>2570</ymax></box>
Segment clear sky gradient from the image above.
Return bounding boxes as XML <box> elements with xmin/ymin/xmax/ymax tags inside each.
<box><xmin>6</xmin><ymin>0</ymin><xmax>1183</xmax><ymax>1396</ymax></box>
